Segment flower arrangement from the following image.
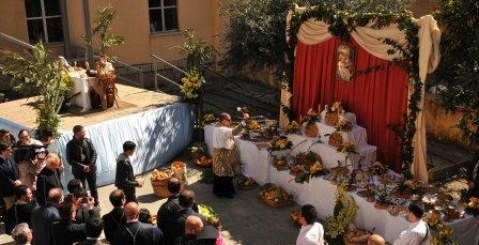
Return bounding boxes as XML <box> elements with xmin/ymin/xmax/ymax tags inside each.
<box><xmin>236</xmin><ymin>175</ymin><xmax>257</xmax><ymax>191</ymax></box>
<box><xmin>259</xmin><ymin>183</ymin><xmax>294</xmax><ymax>208</ymax></box>
<box><xmin>370</xmin><ymin>161</ymin><xmax>388</xmax><ymax>175</ymax></box>
<box><xmin>465</xmin><ymin>197</ymin><xmax>479</xmax><ymax>216</ymax></box>
<box><xmin>285</xmin><ymin>120</ymin><xmax>300</xmax><ymax>134</ymax></box>
<box><xmin>269</xmin><ymin>137</ymin><xmax>293</xmax><ymax>152</ymax></box>
<box><xmin>426</xmin><ymin>211</ymin><xmax>457</xmax><ymax>245</ymax></box>
<box><xmin>202</xmin><ymin>113</ymin><xmax>216</xmax><ymax>124</ymax></box>
<box><xmin>335</xmin><ymin>120</ymin><xmax>353</xmax><ymax>132</ymax></box>
<box><xmin>189</xmin><ymin>142</ymin><xmax>207</xmax><ymax>157</ymax></box>
<box><xmin>310</xmin><ymin>161</ymin><xmax>328</xmax><ymax>177</ymax></box>
<box><xmin>325</xmin><ymin>184</ymin><xmax>358</xmax><ymax>239</ymax></box>
<box><xmin>248</xmin><ymin>120</ymin><xmax>261</xmax><ymax>132</ymax></box>
<box><xmin>327</xmin><ymin>101</ymin><xmax>344</xmax><ymax>113</ymax></box>
<box><xmin>337</xmin><ymin>141</ymin><xmax>356</xmax><ymax>153</ymax></box>
<box><xmin>398</xmin><ymin>179</ymin><xmax>422</xmax><ymax>195</ymax></box>
<box><xmin>180</xmin><ymin>72</ymin><xmax>203</xmax><ymax>101</ymax></box>
<box><xmin>300</xmin><ymin>108</ymin><xmax>319</xmax><ymax>125</ymax></box>
<box><xmin>198</xmin><ymin>204</ymin><xmax>218</xmax><ymax>220</ymax></box>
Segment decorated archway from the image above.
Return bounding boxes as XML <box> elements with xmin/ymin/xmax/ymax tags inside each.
<box><xmin>280</xmin><ymin>5</ymin><xmax>441</xmax><ymax>182</ymax></box>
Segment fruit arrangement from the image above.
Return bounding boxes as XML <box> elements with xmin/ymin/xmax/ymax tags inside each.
<box><xmin>290</xmin><ymin>210</ymin><xmax>302</xmax><ymax>226</ymax></box>
<box><xmin>343</xmin><ymin>229</ymin><xmax>371</xmax><ymax>245</ymax></box>
<box><xmin>466</xmin><ymin>197</ymin><xmax>479</xmax><ymax>216</ymax></box>
<box><xmin>172</xmin><ymin>161</ymin><xmax>186</xmax><ymax>170</ymax></box>
<box><xmin>150</xmin><ymin>169</ymin><xmax>173</xmax><ymax>182</ymax></box>
<box><xmin>285</xmin><ymin>121</ymin><xmax>300</xmax><ymax>134</ymax></box>
<box><xmin>248</xmin><ymin>120</ymin><xmax>261</xmax><ymax>132</ymax></box>
<box><xmin>195</xmin><ymin>155</ymin><xmax>212</xmax><ymax>168</ymax></box>
<box><xmin>269</xmin><ymin>137</ymin><xmax>293</xmax><ymax>152</ymax></box>
<box><xmin>304</xmin><ymin>122</ymin><xmax>319</xmax><ymax>138</ymax></box>
<box><xmin>324</xmin><ymin>167</ymin><xmax>350</xmax><ymax>184</ymax></box>
<box><xmin>273</xmin><ymin>156</ymin><xmax>289</xmax><ymax>170</ymax></box>
<box><xmin>337</xmin><ymin>141</ymin><xmax>356</xmax><ymax>154</ymax></box>
<box><xmin>370</xmin><ymin>161</ymin><xmax>388</xmax><ymax>175</ymax></box>
<box><xmin>335</xmin><ymin>119</ymin><xmax>353</xmax><ymax>132</ymax></box>
<box><xmin>310</xmin><ymin>161</ymin><xmax>328</xmax><ymax>176</ymax></box>
<box><xmin>260</xmin><ymin>184</ymin><xmax>294</xmax><ymax>208</ymax></box>
<box><xmin>289</xmin><ymin>165</ymin><xmax>303</xmax><ymax>177</ymax></box>
<box><xmin>300</xmin><ymin>108</ymin><xmax>319</xmax><ymax>125</ymax></box>
<box><xmin>236</xmin><ymin>176</ymin><xmax>257</xmax><ymax>191</ymax></box>
<box><xmin>328</xmin><ymin>132</ymin><xmax>343</xmax><ymax>147</ymax></box>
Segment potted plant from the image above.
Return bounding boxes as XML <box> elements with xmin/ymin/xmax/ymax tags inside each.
<box><xmin>1</xmin><ymin>43</ymin><xmax>74</xmax><ymax>136</ymax></box>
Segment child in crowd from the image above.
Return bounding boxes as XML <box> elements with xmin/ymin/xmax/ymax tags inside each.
<box><xmin>206</xmin><ymin>216</ymin><xmax>226</xmax><ymax>245</ymax></box>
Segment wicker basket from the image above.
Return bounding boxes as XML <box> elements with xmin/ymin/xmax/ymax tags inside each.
<box><xmin>151</xmin><ymin>179</ymin><xmax>170</xmax><ymax>198</ymax></box>
<box><xmin>328</xmin><ymin>132</ymin><xmax>343</xmax><ymax>147</ymax></box>
<box><xmin>260</xmin><ymin>195</ymin><xmax>294</xmax><ymax>209</ymax></box>
<box><xmin>195</xmin><ymin>157</ymin><xmax>212</xmax><ymax>168</ymax></box>
<box><xmin>304</xmin><ymin>122</ymin><xmax>319</xmax><ymax>138</ymax></box>
<box><xmin>343</xmin><ymin>229</ymin><xmax>370</xmax><ymax>245</ymax></box>
<box><xmin>325</xmin><ymin>112</ymin><xmax>339</xmax><ymax>126</ymax></box>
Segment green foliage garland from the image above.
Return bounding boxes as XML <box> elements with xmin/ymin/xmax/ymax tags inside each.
<box><xmin>286</xmin><ymin>5</ymin><xmax>421</xmax><ymax>177</ymax></box>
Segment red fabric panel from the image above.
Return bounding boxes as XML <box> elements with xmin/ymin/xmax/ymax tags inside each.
<box><xmin>292</xmin><ymin>38</ymin><xmax>408</xmax><ymax>172</ymax></box>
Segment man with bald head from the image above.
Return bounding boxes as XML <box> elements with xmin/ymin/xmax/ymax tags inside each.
<box><xmin>181</xmin><ymin>216</ymin><xmax>203</xmax><ymax>244</ymax></box>
<box><xmin>368</xmin><ymin>234</ymin><xmax>386</xmax><ymax>245</ymax></box>
<box><xmin>31</xmin><ymin>188</ymin><xmax>63</xmax><ymax>245</ymax></box>
<box><xmin>35</xmin><ymin>153</ymin><xmax>63</xmax><ymax>206</ymax></box>
<box><xmin>112</xmin><ymin>202</ymin><xmax>165</xmax><ymax>245</ymax></box>
<box><xmin>181</xmin><ymin>216</ymin><xmax>218</xmax><ymax>245</ymax></box>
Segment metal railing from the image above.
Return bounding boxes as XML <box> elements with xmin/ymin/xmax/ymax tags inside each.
<box><xmin>0</xmin><ymin>32</ymin><xmax>34</xmax><ymax>50</ymax></box>
<box><xmin>151</xmin><ymin>54</ymin><xmax>184</xmax><ymax>91</ymax></box>
<box><xmin>110</xmin><ymin>58</ymin><xmax>144</xmax><ymax>88</ymax></box>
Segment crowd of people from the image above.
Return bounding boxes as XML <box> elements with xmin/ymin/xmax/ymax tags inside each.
<box><xmin>0</xmin><ymin>126</ymin><xmax>224</xmax><ymax>245</ymax></box>
<box><xmin>2</xmin><ymin>110</ymin><xmax>478</xmax><ymax>245</ymax></box>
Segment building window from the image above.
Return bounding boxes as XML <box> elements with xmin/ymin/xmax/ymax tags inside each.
<box><xmin>149</xmin><ymin>0</ymin><xmax>178</xmax><ymax>33</ymax></box>
<box><xmin>25</xmin><ymin>0</ymin><xmax>64</xmax><ymax>43</ymax></box>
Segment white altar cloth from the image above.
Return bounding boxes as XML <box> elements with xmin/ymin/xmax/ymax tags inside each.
<box><xmin>69</xmin><ymin>71</ymin><xmax>94</xmax><ymax>112</ymax></box>
<box><xmin>204</xmin><ymin>124</ymin><xmax>479</xmax><ymax>245</ymax></box>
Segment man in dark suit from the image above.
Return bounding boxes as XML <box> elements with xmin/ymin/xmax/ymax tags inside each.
<box><xmin>66</xmin><ymin>125</ymin><xmax>99</xmax><ymax>206</ymax></box>
<box><xmin>35</xmin><ymin>153</ymin><xmax>63</xmax><ymax>206</ymax></box>
<box><xmin>51</xmin><ymin>198</ymin><xmax>100</xmax><ymax>245</ymax></box>
<box><xmin>115</xmin><ymin>141</ymin><xmax>143</xmax><ymax>203</ymax></box>
<box><xmin>0</xmin><ymin>142</ymin><xmax>21</xmax><ymax>210</ymax></box>
<box><xmin>31</xmin><ymin>188</ymin><xmax>63</xmax><ymax>245</ymax></box>
<box><xmin>157</xmin><ymin>178</ymin><xmax>199</xmax><ymax>231</ymax></box>
<box><xmin>102</xmin><ymin>189</ymin><xmax>127</xmax><ymax>242</ymax></box>
<box><xmin>162</xmin><ymin>189</ymin><xmax>204</xmax><ymax>245</ymax></box>
<box><xmin>112</xmin><ymin>202</ymin><xmax>165</xmax><ymax>245</ymax></box>
<box><xmin>78</xmin><ymin>218</ymin><xmax>108</xmax><ymax>245</ymax></box>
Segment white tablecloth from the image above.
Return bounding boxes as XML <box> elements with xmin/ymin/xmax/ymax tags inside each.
<box><xmin>204</xmin><ymin>125</ymin><xmax>479</xmax><ymax>245</ymax></box>
<box><xmin>69</xmin><ymin>74</ymin><xmax>94</xmax><ymax>112</ymax></box>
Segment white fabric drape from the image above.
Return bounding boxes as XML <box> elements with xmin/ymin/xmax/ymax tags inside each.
<box><xmin>285</xmin><ymin>5</ymin><xmax>442</xmax><ymax>182</ymax></box>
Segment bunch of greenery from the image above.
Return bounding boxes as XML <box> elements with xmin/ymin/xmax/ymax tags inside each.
<box><xmin>1</xmin><ymin>43</ymin><xmax>73</xmax><ymax>136</ymax></box>
<box><xmin>324</xmin><ymin>183</ymin><xmax>358</xmax><ymax>239</ymax></box>
<box><xmin>434</xmin><ymin>0</ymin><xmax>479</xmax><ymax>146</ymax></box>
<box><xmin>221</xmin><ymin>0</ymin><xmax>416</xmax><ymax>76</ymax></box>
<box><xmin>83</xmin><ymin>3</ymin><xmax>125</xmax><ymax>57</ymax></box>
<box><xmin>178</xmin><ymin>29</ymin><xmax>217</xmax><ymax>74</ymax></box>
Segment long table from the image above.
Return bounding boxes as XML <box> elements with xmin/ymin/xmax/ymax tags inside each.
<box><xmin>204</xmin><ymin>124</ymin><xmax>479</xmax><ymax>244</ymax></box>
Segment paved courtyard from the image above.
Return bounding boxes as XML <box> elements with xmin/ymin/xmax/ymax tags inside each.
<box><xmin>0</xmin><ymin>156</ymin><xmax>299</xmax><ymax>245</ymax></box>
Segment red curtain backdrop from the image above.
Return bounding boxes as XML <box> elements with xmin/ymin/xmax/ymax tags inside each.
<box><xmin>292</xmin><ymin>38</ymin><xmax>408</xmax><ymax>171</ymax></box>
